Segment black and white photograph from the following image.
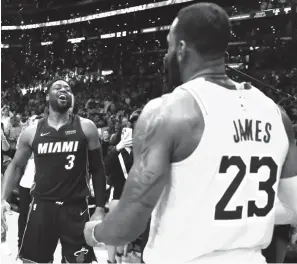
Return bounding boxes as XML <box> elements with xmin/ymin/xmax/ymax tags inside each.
<box><xmin>1</xmin><ymin>0</ymin><xmax>297</xmax><ymax>263</ymax></box>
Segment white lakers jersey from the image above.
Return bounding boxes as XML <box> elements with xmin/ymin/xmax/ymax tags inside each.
<box><xmin>143</xmin><ymin>77</ymin><xmax>289</xmax><ymax>263</ymax></box>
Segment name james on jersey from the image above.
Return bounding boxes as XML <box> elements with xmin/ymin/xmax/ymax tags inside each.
<box><xmin>233</xmin><ymin>119</ymin><xmax>272</xmax><ymax>143</ymax></box>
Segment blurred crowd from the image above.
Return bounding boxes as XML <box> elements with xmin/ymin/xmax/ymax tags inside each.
<box><xmin>2</xmin><ymin>0</ymin><xmax>291</xmax><ymax>26</ymax></box>
<box><xmin>1</xmin><ymin>74</ymin><xmax>151</xmax><ymax>155</ymax></box>
<box><xmin>1</xmin><ymin>0</ymin><xmax>297</xmax><ymax>156</ymax></box>
<box><xmin>1</xmin><ymin>47</ymin><xmax>296</xmax><ymax>158</ymax></box>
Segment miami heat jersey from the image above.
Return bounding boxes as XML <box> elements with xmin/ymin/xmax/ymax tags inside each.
<box><xmin>144</xmin><ymin>77</ymin><xmax>289</xmax><ymax>263</ymax></box>
<box><xmin>31</xmin><ymin>115</ymin><xmax>89</xmax><ymax>201</ymax></box>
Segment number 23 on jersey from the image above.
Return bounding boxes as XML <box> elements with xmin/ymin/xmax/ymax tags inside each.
<box><xmin>215</xmin><ymin>156</ymin><xmax>278</xmax><ymax>220</ymax></box>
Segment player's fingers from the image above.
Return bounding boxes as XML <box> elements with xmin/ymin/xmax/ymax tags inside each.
<box><xmin>1</xmin><ymin>206</ymin><xmax>7</xmax><ymax>218</ymax></box>
<box><xmin>5</xmin><ymin>203</ymin><xmax>12</xmax><ymax>215</ymax></box>
<box><xmin>1</xmin><ymin>215</ymin><xmax>8</xmax><ymax>231</ymax></box>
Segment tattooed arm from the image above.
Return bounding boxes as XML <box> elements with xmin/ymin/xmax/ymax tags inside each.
<box><xmin>93</xmin><ymin>97</ymin><xmax>174</xmax><ymax>246</ymax></box>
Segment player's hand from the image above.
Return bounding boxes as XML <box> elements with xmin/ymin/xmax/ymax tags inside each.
<box><xmin>90</xmin><ymin>207</ymin><xmax>105</xmax><ymax>222</ymax></box>
<box><xmin>1</xmin><ymin>201</ymin><xmax>11</xmax><ymax>231</ymax></box>
<box><xmin>1</xmin><ymin>129</ymin><xmax>6</xmax><ymax>141</ymax></box>
<box><xmin>84</xmin><ymin>220</ymin><xmax>103</xmax><ymax>247</ymax></box>
<box><xmin>1</xmin><ymin>200</ymin><xmax>11</xmax><ymax>217</ymax></box>
<box><xmin>116</xmin><ymin>138</ymin><xmax>133</xmax><ymax>151</ymax></box>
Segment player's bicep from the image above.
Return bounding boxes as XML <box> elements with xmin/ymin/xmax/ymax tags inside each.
<box><xmin>124</xmin><ymin>144</ymin><xmax>170</xmax><ymax>207</ymax></box>
<box><xmin>121</xmin><ymin>99</ymin><xmax>172</xmax><ymax>206</ymax></box>
<box><xmin>82</xmin><ymin>118</ymin><xmax>101</xmax><ymax>150</ymax></box>
<box><xmin>11</xmin><ymin>129</ymin><xmax>33</xmax><ymax>168</ymax></box>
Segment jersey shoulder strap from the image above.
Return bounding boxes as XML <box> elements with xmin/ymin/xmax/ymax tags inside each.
<box><xmin>31</xmin><ymin>118</ymin><xmax>47</xmax><ymax>149</ymax></box>
<box><xmin>72</xmin><ymin>115</ymin><xmax>87</xmax><ymax>141</ymax></box>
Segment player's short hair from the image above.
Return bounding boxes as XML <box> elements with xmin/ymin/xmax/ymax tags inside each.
<box><xmin>175</xmin><ymin>2</ymin><xmax>231</xmax><ymax>57</ymax></box>
<box><xmin>46</xmin><ymin>78</ymin><xmax>71</xmax><ymax>93</ymax></box>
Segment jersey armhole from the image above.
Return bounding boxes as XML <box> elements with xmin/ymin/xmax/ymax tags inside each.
<box><xmin>276</xmin><ymin>105</ymin><xmax>282</xmax><ymax>116</ymax></box>
<box><xmin>76</xmin><ymin>115</ymin><xmax>88</xmax><ymax>143</ymax></box>
<box><xmin>180</xmin><ymin>86</ymin><xmax>208</xmax><ymax>117</ymax></box>
<box><xmin>276</xmin><ymin>105</ymin><xmax>290</xmax><ymax>145</ymax></box>
<box><xmin>171</xmin><ymin>87</ymin><xmax>207</xmax><ymax>167</ymax></box>
<box><xmin>31</xmin><ymin>119</ymin><xmax>44</xmax><ymax>150</ymax></box>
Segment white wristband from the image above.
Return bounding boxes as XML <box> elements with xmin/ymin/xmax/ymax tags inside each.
<box><xmin>92</xmin><ymin>220</ymin><xmax>104</xmax><ymax>246</ymax></box>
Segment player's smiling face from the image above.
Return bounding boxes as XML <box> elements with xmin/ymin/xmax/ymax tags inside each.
<box><xmin>48</xmin><ymin>80</ymin><xmax>72</xmax><ymax>113</ymax></box>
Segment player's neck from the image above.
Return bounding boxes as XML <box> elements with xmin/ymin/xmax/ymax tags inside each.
<box><xmin>184</xmin><ymin>58</ymin><xmax>226</xmax><ymax>83</ymax></box>
<box><xmin>48</xmin><ymin>109</ymin><xmax>70</xmax><ymax>128</ymax></box>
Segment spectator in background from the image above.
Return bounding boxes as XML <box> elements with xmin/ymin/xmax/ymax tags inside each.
<box><xmin>1</xmin><ymin>126</ymin><xmax>11</xmax><ymax>255</ymax></box>
<box><xmin>15</xmin><ymin>114</ymin><xmax>21</xmax><ymax>124</ymax></box>
<box><xmin>30</xmin><ymin>110</ymin><xmax>36</xmax><ymax>118</ymax></box>
<box><xmin>1</xmin><ymin>125</ymin><xmax>10</xmax><ymax>175</ymax></box>
<box><xmin>1</xmin><ymin>126</ymin><xmax>10</xmax><ymax>153</ymax></box>
<box><xmin>19</xmin><ymin>115</ymin><xmax>29</xmax><ymax>131</ymax></box>
<box><xmin>1</xmin><ymin>105</ymin><xmax>13</xmax><ymax>131</ymax></box>
<box><xmin>121</xmin><ymin>116</ymin><xmax>129</xmax><ymax>127</ymax></box>
<box><xmin>110</xmin><ymin>121</ymin><xmax>122</xmax><ymax>146</ymax></box>
<box><xmin>101</xmin><ymin>128</ymin><xmax>111</xmax><ymax>159</ymax></box>
<box><xmin>5</xmin><ymin>115</ymin><xmax>22</xmax><ymax>157</ymax></box>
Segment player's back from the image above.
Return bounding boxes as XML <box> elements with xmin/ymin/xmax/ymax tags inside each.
<box><xmin>144</xmin><ymin>76</ymin><xmax>289</xmax><ymax>263</ymax></box>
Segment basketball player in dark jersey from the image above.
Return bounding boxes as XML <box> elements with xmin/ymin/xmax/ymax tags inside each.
<box><xmin>1</xmin><ymin>79</ymin><xmax>106</xmax><ymax>263</ymax></box>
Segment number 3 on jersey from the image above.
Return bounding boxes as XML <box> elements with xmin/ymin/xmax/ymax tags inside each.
<box><xmin>65</xmin><ymin>154</ymin><xmax>75</xmax><ymax>170</ymax></box>
<box><xmin>215</xmin><ymin>156</ymin><xmax>278</xmax><ymax>220</ymax></box>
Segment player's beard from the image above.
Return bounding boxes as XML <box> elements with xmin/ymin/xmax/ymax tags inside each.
<box><xmin>167</xmin><ymin>50</ymin><xmax>182</xmax><ymax>92</ymax></box>
<box><xmin>49</xmin><ymin>98</ymin><xmax>71</xmax><ymax>114</ymax></box>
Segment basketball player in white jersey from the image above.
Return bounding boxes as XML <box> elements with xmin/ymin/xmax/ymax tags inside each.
<box><xmin>84</xmin><ymin>3</ymin><xmax>297</xmax><ymax>263</ymax></box>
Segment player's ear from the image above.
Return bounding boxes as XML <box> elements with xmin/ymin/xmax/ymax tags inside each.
<box><xmin>177</xmin><ymin>40</ymin><xmax>186</xmax><ymax>63</ymax></box>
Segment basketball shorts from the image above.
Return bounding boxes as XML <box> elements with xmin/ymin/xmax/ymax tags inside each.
<box><xmin>19</xmin><ymin>197</ymin><xmax>96</xmax><ymax>263</ymax></box>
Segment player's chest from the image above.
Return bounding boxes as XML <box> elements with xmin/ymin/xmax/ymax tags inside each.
<box><xmin>34</xmin><ymin>129</ymin><xmax>86</xmax><ymax>155</ymax></box>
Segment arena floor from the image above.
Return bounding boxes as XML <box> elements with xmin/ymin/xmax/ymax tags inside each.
<box><xmin>1</xmin><ymin>211</ymin><xmax>108</xmax><ymax>263</ymax></box>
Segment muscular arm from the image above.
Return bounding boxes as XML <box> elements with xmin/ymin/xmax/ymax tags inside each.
<box><xmin>1</xmin><ymin>126</ymin><xmax>34</xmax><ymax>201</ymax></box>
<box><xmin>81</xmin><ymin>118</ymin><xmax>106</xmax><ymax>209</ymax></box>
<box><xmin>94</xmin><ymin>98</ymin><xmax>174</xmax><ymax>245</ymax></box>
<box><xmin>277</xmin><ymin>107</ymin><xmax>297</xmax><ymax>224</ymax></box>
